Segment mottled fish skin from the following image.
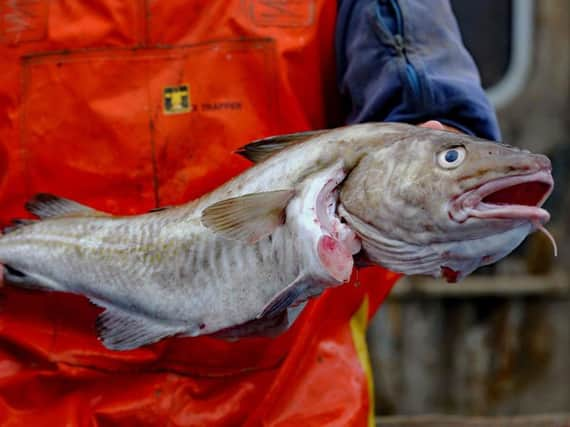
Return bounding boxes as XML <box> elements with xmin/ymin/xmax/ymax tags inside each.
<box><xmin>0</xmin><ymin>123</ymin><xmax>554</xmax><ymax>349</ymax></box>
<box><xmin>338</xmin><ymin>127</ymin><xmax>553</xmax><ymax>281</ymax></box>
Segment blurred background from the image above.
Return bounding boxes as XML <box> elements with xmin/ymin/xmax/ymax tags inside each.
<box><xmin>369</xmin><ymin>1</ymin><xmax>569</xmax><ymax>424</ymax></box>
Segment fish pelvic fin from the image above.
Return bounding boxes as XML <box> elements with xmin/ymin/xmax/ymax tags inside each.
<box><xmin>236</xmin><ymin>129</ymin><xmax>329</xmax><ymax>163</ymax></box>
<box><xmin>95</xmin><ymin>307</ymin><xmax>185</xmax><ymax>351</ymax></box>
<box><xmin>258</xmin><ymin>275</ymin><xmax>307</xmax><ymax>319</ymax></box>
<box><xmin>25</xmin><ymin>193</ymin><xmax>109</xmax><ymax>219</ymax></box>
<box><xmin>201</xmin><ymin>190</ymin><xmax>295</xmax><ymax>244</ymax></box>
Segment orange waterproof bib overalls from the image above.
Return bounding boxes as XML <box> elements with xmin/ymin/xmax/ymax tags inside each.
<box><xmin>0</xmin><ymin>1</ymin><xmax>399</xmax><ymax>425</ymax></box>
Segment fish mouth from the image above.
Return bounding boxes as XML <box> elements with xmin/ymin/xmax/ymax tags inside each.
<box><xmin>451</xmin><ymin>170</ymin><xmax>553</xmax><ymax>223</ymax></box>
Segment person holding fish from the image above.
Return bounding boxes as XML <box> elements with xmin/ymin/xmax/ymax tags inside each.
<box><xmin>0</xmin><ymin>0</ymin><xmax>554</xmax><ymax>425</ymax></box>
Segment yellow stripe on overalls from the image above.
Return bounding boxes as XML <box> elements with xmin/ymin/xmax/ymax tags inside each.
<box><xmin>349</xmin><ymin>296</ymin><xmax>375</xmax><ymax>427</ymax></box>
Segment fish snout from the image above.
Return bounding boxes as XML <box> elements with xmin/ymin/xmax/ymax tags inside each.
<box><xmin>533</xmin><ymin>153</ymin><xmax>552</xmax><ymax>171</ymax></box>
<box><xmin>496</xmin><ymin>152</ymin><xmax>552</xmax><ymax>177</ymax></box>
<box><xmin>491</xmin><ymin>143</ymin><xmax>551</xmax><ymax>174</ymax></box>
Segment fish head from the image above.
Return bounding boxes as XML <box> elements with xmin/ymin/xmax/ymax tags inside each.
<box><xmin>339</xmin><ymin>127</ymin><xmax>554</xmax><ymax>282</ymax></box>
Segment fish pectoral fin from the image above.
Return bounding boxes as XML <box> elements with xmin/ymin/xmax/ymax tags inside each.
<box><xmin>201</xmin><ymin>190</ymin><xmax>295</xmax><ymax>244</ymax></box>
<box><xmin>25</xmin><ymin>193</ymin><xmax>109</xmax><ymax>219</ymax></box>
<box><xmin>236</xmin><ymin>129</ymin><xmax>329</xmax><ymax>163</ymax></box>
<box><xmin>258</xmin><ymin>276</ymin><xmax>306</xmax><ymax>319</ymax></box>
<box><xmin>96</xmin><ymin>308</ymin><xmax>183</xmax><ymax>351</ymax></box>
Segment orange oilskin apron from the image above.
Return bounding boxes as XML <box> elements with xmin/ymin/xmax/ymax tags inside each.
<box><xmin>0</xmin><ymin>1</ymin><xmax>400</xmax><ymax>425</ymax></box>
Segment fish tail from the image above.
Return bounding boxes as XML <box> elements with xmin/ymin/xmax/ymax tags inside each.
<box><xmin>0</xmin><ymin>226</ymin><xmax>39</xmax><ymax>289</ymax></box>
<box><xmin>0</xmin><ymin>262</ymin><xmax>57</xmax><ymax>292</ymax></box>
<box><xmin>0</xmin><ymin>221</ymin><xmax>20</xmax><ymax>282</ymax></box>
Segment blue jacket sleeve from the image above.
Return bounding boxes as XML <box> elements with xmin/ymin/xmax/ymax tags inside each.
<box><xmin>336</xmin><ymin>0</ymin><xmax>501</xmax><ymax>140</ymax></box>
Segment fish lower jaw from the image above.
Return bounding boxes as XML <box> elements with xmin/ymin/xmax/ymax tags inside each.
<box><xmin>466</xmin><ymin>203</ymin><xmax>550</xmax><ymax>223</ymax></box>
<box><xmin>450</xmin><ymin>203</ymin><xmax>550</xmax><ymax>224</ymax></box>
<box><xmin>450</xmin><ymin>169</ymin><xmax>553</xmax><ymax>224</ymax></box>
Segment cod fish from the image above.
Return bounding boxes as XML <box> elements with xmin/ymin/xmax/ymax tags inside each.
<box><xmin>0</xmin><ymin>123</ymin><xmax>555</xmax><ymax>350</ymax></box>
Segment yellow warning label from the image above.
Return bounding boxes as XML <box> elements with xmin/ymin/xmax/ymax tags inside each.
<box><xmin>163</xmin><ymin>84</ymin><xmax>190</xmax><ymax>114</ymax></box>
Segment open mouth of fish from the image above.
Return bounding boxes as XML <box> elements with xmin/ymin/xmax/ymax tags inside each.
<box><xmin>451</xmin><ymin>170</ymin><xmax>554</xmax><ymax>223</ymax></box>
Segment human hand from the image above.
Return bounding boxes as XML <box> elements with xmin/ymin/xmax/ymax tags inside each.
<box><xmin>420</xmin><ymin>120</ymin><xmax>461</xmax><ymax>133</ymax></box>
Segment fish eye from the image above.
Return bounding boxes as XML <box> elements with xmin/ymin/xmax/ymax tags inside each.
<box><xmin>437</xmin><ymin>147</ymin><xmax>466</xmax><ymax>169</ymax></box>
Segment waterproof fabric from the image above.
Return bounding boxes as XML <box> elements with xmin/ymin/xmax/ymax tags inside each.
<box><xmin>0</xmin><ymin>1</ymin><xmax>400</xmax><ymax>425</ymax></box>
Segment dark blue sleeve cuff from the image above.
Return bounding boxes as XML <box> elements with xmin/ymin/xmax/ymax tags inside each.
<box><xmin>336</xmin><ymin>0</ymin><xmax>501</xmax><ymax>141</ymax></box>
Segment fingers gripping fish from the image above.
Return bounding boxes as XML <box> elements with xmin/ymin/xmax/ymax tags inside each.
<box><xmin>0</xmin><ymin>123</ymin><xmax>555</xmax><ymax>350</ymax></box>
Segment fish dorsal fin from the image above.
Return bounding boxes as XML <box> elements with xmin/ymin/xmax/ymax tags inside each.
<box><xmin>236</xmin><ymin>129</ymin><xmax>329</xmax><ymax>163</ymax></box>
<box><xmin>95</xmin><ymin>307</ymin><xmax>184</xmax><ymax>351</ymax></box>
<box><xmin>25</xmin><ymin>193</ymin><xmax>108</xmax><ymax>219</ymax></box>
<box><xmin>201</xmin><ymin>190</ymin><xmax>295</xmax><ymax>244</ymax></box>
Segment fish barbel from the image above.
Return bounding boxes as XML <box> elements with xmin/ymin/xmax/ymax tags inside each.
<box><xmin>0</xmin><ymin>123</ymin><xmax>554</xmax><ymax>350</ymax></box>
